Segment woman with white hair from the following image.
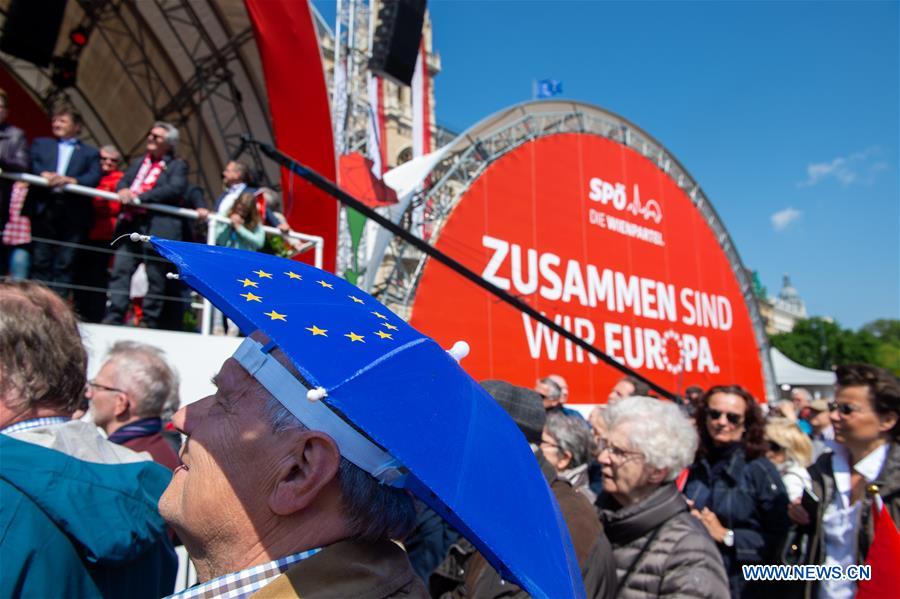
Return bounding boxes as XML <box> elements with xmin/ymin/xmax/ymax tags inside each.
<box><xmin>597</xmin><ymin>396</ymin><xmax>728</xmax><ymax>598</ymax></box>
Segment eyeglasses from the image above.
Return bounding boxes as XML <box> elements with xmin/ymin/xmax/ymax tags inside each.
<box><xmin>706</xmin><ymin>408</ymin><xmax>743</xmax><ymax>426</ymax></box>
<box><xmin>830</xmin><ymin>402</ymin><xmax>865</xmax><ymax>416</ymax></box>
<box><xmin>596</xmin><ymin>439</ymin><xmax>643</xmax><ymax>462</ymax></box>
<box><xmin>85</xmin><ymin>381</ymin><xmax>125</xmax><ymax>394</ymax></box>
<box><xmin>100</xmin><ymin>156</ymin><xmax>118</xmax><ymax>162</ymax></box>
<box><xmin>540</xmin><ymin>438</ymin><xmax>560</xmax><ymax>450</ymax></box>
<box><xmin>768</xmin><ymin>440</ymin><xmax>783</xmax><ymax>452</ymax></box>
<box><xmin>147</xmin><ymin>133</ymin><xmax>166</xmax><ymax>141</ymax></box>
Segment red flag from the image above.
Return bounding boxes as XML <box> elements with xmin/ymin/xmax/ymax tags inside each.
<box><xmin>856</xmin><ymin>500</ymin><xmax>900</xmax><ymax>598</ymax></box>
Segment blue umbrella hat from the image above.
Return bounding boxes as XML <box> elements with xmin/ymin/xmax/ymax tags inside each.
<box><xmin>150</xmin><ymin>238</ymin><xmax>585</xmax><ymax>599</ymax></box>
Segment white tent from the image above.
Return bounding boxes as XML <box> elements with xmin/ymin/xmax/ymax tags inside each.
<box><xmin>769</xmin><ymin>346</ymin><xmax>836</xmax><ymax>388</ymax></box>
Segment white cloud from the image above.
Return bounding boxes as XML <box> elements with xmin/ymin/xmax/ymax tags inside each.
<box><xmin>799</xmin><ymin>147</ymin><xmax>886</xmax><ymax>187</ymax></box>
<box><xmin>771</xmin><ymin>207</ymin><xmax>802</xmax><ymax>231</ymax></box>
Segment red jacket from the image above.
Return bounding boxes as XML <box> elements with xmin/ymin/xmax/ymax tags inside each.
<box><xmin>88</xmin><ymin>170</ymin><xmax>124</xmax><ymax>241</ymax></box>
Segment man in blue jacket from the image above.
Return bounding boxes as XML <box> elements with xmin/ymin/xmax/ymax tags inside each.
<box><xmin>0</xmin><ymin>280</ymin><xmax>177</xmax><ymax>598</ymax></box>
<box><xmin>27</xmin><ymin>105</ymin><xmax>101</xmax><ymax>295</ymax></box>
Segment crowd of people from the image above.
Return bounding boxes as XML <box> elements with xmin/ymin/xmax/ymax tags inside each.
<box><xmin>1</xmin><ymin>275</ymin><xmax>897</xmax><ymax>599</ymax></box>
<box><xmin>0</xmin><ymin>94</ymin><xmax>293</xmax><ymax>332</ymax></box>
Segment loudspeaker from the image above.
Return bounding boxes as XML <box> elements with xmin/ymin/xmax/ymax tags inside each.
<box><xmin>0</xmin><ymin>0</ymin><xmax>69</xmax><ymax>68</ymax></box>
<box><xmin>368</xmin><ymin>0</ymin><xmax>427</xmax><ymax>87</ymax></box>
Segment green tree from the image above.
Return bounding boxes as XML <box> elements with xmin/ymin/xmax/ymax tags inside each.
<box><xmin>861</xmin><ymin>318</ymin><xmax>900</xmax><ymax>375</ymax></box>
<box><xmin>771</xmin><ymin>317</ymin><xmax>900</xmax><ymax>375</ymax></box>
<box><xmin>862</xmin><ymin>319</ymin><xmax>900</xmax><ymax>345</ymax></box>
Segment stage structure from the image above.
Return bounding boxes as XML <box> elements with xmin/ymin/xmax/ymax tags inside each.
<box><xmin>373</xmin><ymin>100</ymin><xmax>777</xmax><ymax>403</ymax></box>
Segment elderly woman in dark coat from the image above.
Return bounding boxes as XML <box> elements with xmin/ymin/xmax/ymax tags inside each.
<box><xmin>685</xmin><ymin>385</ymin><xmax>789</xmax><ymax>598</ymax></box>
<box><xmin>542</xmin><ymin>410</ymin><xmax>597</xmax><ymax>502</ymax></box>
<box><xmin>597</xmin><ymin>396</ymin><xmax>729</xmax><ymax>598</ymax></box>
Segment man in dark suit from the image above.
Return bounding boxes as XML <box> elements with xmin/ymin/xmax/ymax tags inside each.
<box><xmin>28</xmin><ymin>105</ymin><xmax>100</xmax><ymax>295</ymax></box>
<box><xmin>102</xmin><ymin>121</ymin><xmax>187</xmax><ymax>329</ymax></box>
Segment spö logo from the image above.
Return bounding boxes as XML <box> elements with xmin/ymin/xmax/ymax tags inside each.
<box><xmin>588</xmin><ymin>177</ymin><xmax>663</xmax><ymax>224</ymax></box>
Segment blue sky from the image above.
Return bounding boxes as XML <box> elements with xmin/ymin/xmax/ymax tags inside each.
<box><xmin>316</xmin><ymin>0</ymin><xmax>899</xmax><ymax>329</ymax></box>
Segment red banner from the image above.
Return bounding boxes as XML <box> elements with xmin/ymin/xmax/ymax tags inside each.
<box><xmin>245</xmin><ymin>0</ymin><xmax>337</xmax><ymax>271</ymax></box>
<box><xmin>410</xmin><ymin>133</ymin><xmax>765</xmax><ymax>403</ymax></box>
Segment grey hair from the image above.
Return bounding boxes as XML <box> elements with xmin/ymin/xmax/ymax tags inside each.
<box><xmin>538</xmin><ymin>377</ymin><xmax>562</xmax><ymax>400</ymax></box>
<box><xmin>545</xmin><ymin>410</ymin><xmax>593</xmax><ymax>468</ymax></box>
<box><xmin>152</xmin><ymin>121</ymin><xmax>180</xmax><ymax>148</ymax></box>
<box><xmin>605</xmin><ymin>396</ymin><xmax>698</xmax><ymax>482</ymax></box>
<box><xmin>105</xmin><ymin>341</ymin><xmax>179</xmax><ymax>419</ymax></box>
<box><xmin>791</xmin><ymin>387</ymin><xmax>813</xmax><ymax>403</ymax></box>
<box><xmin>99</xmin><ymin>145</ymin><xmax>122</xmax><ymax>160</ymax></box>
<box><xmin>264</xmin><ymin>395</ymin><xmax>416</xmax><ymax>541</ymax></box>
<box><xmin>257</xmin><ymin>187</ymin><xmax>283</xmax><ymax>211</ymax></box>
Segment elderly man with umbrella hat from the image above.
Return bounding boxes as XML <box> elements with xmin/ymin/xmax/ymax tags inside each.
<box><xmin>150</xmin><ymin>237</ymin><xmax>587</xmax><ymax>599</ymax></box>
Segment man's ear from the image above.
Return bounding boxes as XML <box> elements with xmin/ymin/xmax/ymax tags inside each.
<box><xmin>558</xmin><ymin>451</ymin><xmax>573</xmax><ymax>471</ymax></box>
<box><xmin>114</xmin><ymin>392</ymin><xmax>131</xmax><ymax>418</ymax></box>
<box><xmin>269</xmin><ymin>431</ymin><xmax>342</xmax><ymax>516</ymax></box>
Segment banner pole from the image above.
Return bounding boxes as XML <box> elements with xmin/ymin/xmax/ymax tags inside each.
<box><xmin>250</xmin><ymin>139</ymin><xmax>680</xmax><ymax>401</ymax></box>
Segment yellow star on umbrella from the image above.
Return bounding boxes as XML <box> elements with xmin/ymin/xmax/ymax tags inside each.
<box><xmin>348</xmin><ymin>295</ymin><xmax>364</xmax><ymax>304</ymax></box>
<box><xmin>371</xmin><ymin>311</ymin><xmax>388</xmax><ymax>320</ymax></box>
<box><xmin>317</xmin><ymin>280</ymin><xmax>334</xmax><ymax>289</ymax></box>
<box><xmin>344</xmin><ymin>332</ymin><xmax>365</xmax><ymax>343</ymax></box>
<box><xmin>284</xmin><ymin>271</ymin><xmax>302</xmax><ymax>280</ymax></box>
<box><xmin>382</xmin><ymin>322</ymin><xmax>399</xmax><ymax>331</ymax></box>
<box><xmin>253</xmin><ymin>269</ymin><xmax>273</xmax><ymax>279</ymax></box>
<box><xmin>264</xmin><ymin>310</ymin><xmax>287</xmax><ymax>321</ymax></box>
<box><xmin>374</xmin><ymin>330</ymin><xmax>393</xmax><ymax>340</ymax></box>
<box><xmin>237</xmin><ymin>278</ymin><xmax>258</xmax><ymax>288</ymax></box>
<box><xmin>306</xmin><ymin>325</ymin><xmax>327</xmax><ymax>336</ymax></box>
<box><xmin>240</xmin><ymin>292</ymin><xmax>262</xmax><ymax>302</ymax></box>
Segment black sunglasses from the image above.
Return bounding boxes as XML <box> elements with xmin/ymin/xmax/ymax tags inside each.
<box><xmin>830</xmin><ymin>402</ymin><xmax>861</xmax><ymax>416</ymax></box>
<box><xmin>707</xmin><ymin>408</ymin><xmax>743</xmax><ymax>425</ymax></box>
<box><xmin>768</xmin><ymin>440</ymin><xmax>783</xmax><ymax>452</ymax></box>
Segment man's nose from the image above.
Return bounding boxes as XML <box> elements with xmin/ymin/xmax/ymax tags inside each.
<box><xmin>173</xmin><ymin>395</ymin><xmax>212</xmax><ymax>434</ymax></box>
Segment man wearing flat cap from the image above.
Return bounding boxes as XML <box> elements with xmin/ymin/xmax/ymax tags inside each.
<box><xmin>160</xmin><ymin>331</ymin><xmax>426</xmax><ymax>598</ymax></box>
<box><xmin>431</xmin><ymin>380</ymin><xmax>616</xmax><ymax>599</ymax></box>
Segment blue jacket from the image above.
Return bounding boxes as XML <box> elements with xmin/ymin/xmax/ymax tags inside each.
<box><xmin>685</xmin><ymin>448</ymin><xmax>789</xmax><ymax>599</ymax></box>
<box><xmin>27</xmin><ymin>136</ymin><xmax>101</xmax><ymax>227</ymax></box>
<box><xmin>0</xmin><ymin>433</ymin><xmax>177</xmax><ymax>598</ymax></box>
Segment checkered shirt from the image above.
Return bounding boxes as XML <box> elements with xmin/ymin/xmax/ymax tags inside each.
<box><xmin>1</xmin><ymin>417</ymin><xmax>70</xmax><ymax>435</ymax></box>
<box><xmin>166</xmin><ymin>548</ymin><xmax>322</xmax><ymax>599</ymax></box>
<box><xmin>2</xmin><ymin>183</ymin><xmax>30</xmax><ymax>246</ymax></box>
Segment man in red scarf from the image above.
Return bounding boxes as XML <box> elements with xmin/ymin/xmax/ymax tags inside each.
<box><xmin>101</xmin><ymin>122</ymin><xmax>187</xmax><ymax>329</ymax></box>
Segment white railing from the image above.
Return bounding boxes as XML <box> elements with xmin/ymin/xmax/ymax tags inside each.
<box><xmin>0</xmin><ymin>169</ymin><xmax>325</xmax><ymax>335</ymax></box>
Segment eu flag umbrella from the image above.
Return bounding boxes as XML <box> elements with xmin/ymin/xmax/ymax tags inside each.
<box><xmin>150</xmin><ymin>238</ymin><xmax>585</xmax><ymax>599</ymax></box>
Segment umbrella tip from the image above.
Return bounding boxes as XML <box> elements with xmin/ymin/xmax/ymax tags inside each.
<box><xmin>110</xmin><ymin>232</ymin><xmax>151</xmax><ymax>247</ymax></box>
<box><xmin>447</xmin><ymin>340</ymin><xmax>470</xmax><ymax>362</ymax></box>
<box><xmin>307</xmin><ymin>387</ymin><xmax>328</xmax><ymax>402</ymax></box>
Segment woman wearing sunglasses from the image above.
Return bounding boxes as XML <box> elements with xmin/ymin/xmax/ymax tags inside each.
<box><xmin>684</xmin><ymin>385</ymin><xmax>790</xmax><ymax>598</ymax></box>
<box><xmin>787</xmin><ymin>364</ymin><xmax>899</xmax><ymax>599</ymax></box>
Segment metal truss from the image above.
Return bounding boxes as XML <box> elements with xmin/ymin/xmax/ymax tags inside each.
<box><xmin>0</xmin><ymin>0</ymin><xmax>274</xmax><ymax>195</ymax></box>
<box><xmin>375</xmin><ymin>104</ymin><xmax>777</xmax><ymax>399</ymax></box>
